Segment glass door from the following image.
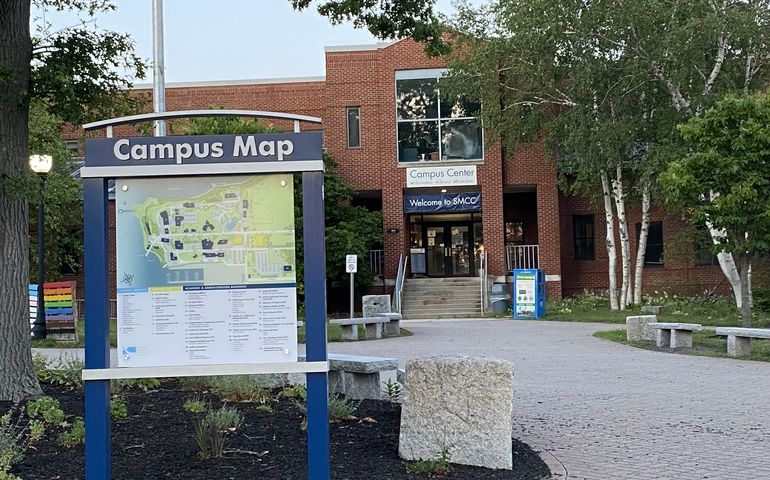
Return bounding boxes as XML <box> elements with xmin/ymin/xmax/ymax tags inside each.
<box><xmin>423</xmin><ymin>223</ymin><xmax>475</xmax><ymax>277</ymax></box>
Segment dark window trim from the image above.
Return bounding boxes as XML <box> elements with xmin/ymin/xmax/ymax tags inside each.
<box><xmin>573</xmin><ymin>214</ymin><xmax>595</xmax><ymax>260</ymax></box>
<box><xmin>346</xmin><ymin>106</ymin><xmax>361</xmax><ymax>149</ymax></box>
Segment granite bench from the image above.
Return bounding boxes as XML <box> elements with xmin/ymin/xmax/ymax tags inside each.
<box><xmin>376</xmin><ymin>312</ymin><xmax>402</xmax><ymax>336</ymax></box>
<box><xmin>295</xmin><ymin>353</ymin><xmax>399</xmax><ymax>400</ymax></box>
<box><xmin>715</xmin><ymin>327</ymin><xmax>770</xmax><ymax>357</ymax></box>
<box><xmin>651</xmin><ymin>322</ymin><xmax>702</xmax><ymax>348</ymax></box>
<box><xmin>329</xmin><ymin>317</ymin><xmax>390</xmax><ymax>341</ymax></box>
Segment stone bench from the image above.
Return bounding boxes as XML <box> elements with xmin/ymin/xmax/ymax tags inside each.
<box><xmin>296</xmin><ymin>353</ymin><xmax>399</xmax><ymax>400</ymax></box>
<box><xmin>330</xmin><ymin>317</ymin><xmax>390</xmax><ymax>341</ymax></box>
<box><xmin>651</xmin><ymin>322</ymin><xmax>702</xmax><ymax>348</ymax></box>
<box><xmin>626</xmin><ymin>315</ymin><xmax>657</xmax><ymax>342</ymax></box>
<box><xmin>376</xmin><ymin>312</ymin><xmax>402</xmax><ymax>336</ymax></box>
<box><xmin>715</xmin><ymin>327</ymin><xmax>770</xmax><ymax>357</ymax></box>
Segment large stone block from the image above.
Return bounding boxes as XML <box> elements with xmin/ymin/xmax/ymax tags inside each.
<box><xmin>626</xmin><ymin>315</ymin><xmax>657</xmax><ymax>342</ymax></box>
<box><xmin>362</xmin><ymin>295</ymin><xmax>391</xmax><ymax>317</ymax></box>
<box><xmin>399</xmin><ymin>355</ymin><xmax>514</xmax><ymax>470</ymax></box>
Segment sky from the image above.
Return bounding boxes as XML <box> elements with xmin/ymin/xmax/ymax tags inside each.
<box><xmin>33</xmin><ymin>0</ymin><xmax>472</xmax><ymax>84</ymax></box>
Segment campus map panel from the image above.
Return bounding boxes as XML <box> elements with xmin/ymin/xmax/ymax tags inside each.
<box><xmin>115</xmin><ymin>174</ymin><xmax>298</xmax><ymax>367</ymax></box>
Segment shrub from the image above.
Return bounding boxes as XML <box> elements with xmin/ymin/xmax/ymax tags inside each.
<box><xmin>405</xmin><ymin>448</ymin><xmax>452</xmax><ymax>477</ymax></box>
<box><xmin>193</xmin><ymin>406</ymin><xmax>244</xmax><ymax>459</ymax></box>
<box><xmin>58</xmin><ymin>418</ymin><xmax>85</xmax><ymax>448</ymax></box>
<box><xmin>113</xmin><ymin>378</ymin><xmax>161</xmax><ymax>393</ymax></box>
<box><xmin>37</xmin><ymin>355</ymin><xmax>84</xmax><ymax>390</ymax></box>
<box><xmin>278</xmin><ymin>384</ymin><xmax>306</xmax><ymax>400</ymax></box>
<box><xmin>754</xmin><ymin>286</ymin><xmax>770</xmax><ymax>313</ymax></box>
<box><xmin>110</xmin><ymin>396</ymin><xmax>129</xmax><ymax>421</ymax></box>
<box><xmin>183</xmin><ymin>398</ymin><xmax>207</xmax><ymax>414</ymax></box>
<box><xmin>208</xmin><ymin>376</ymin><xmax>272</xmax><ymax>404</ymax></box>
<box><xmin>0</xmin><ymin>411</ymin><xmax>27</xmax><ymax>477</ymax></box>
<box><xmin>25</xmin><ymin>397</ymin><xmax>66</xmax><ymax>426</ymax></box>
<box><xmin>293</xmin><ymin>393</ymin><xmax>358</xmax><ymax>431</ymax></box>
<box><xmin>255</xmin><ymin>405</ymin><xmax>272</xmax><ymax>413</ymax></box>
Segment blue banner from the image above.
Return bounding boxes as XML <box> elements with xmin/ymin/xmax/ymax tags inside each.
<box><xmin>404</xmin><ymin>192</ymin><xmax>482</xmax><ymax>213</ymax></box>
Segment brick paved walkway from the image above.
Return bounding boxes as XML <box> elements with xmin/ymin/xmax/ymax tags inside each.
<box><xmin>327</xmin><ymin>319</ymin><xmax>770</xmax><ymax>479</ymax></box>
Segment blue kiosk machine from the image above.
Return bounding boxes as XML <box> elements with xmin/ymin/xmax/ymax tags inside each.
<box><xmin>512</xmin><ymin>269</ymin><xmax>546</xmax><ymax>319</ymax></box>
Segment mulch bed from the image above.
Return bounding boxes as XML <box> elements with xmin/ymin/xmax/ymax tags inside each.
<box><xmin>2</xmin><ymin>380</ymin><xmax>550</xmax><ymax>479</ymax></box>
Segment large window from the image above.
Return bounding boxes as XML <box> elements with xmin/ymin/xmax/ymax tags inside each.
<box><xmin>636</xmin><ymin>221</ymin><xmax>664</xmax><ymax>266</ymax></box>
<box><xmin>573</xmin><ymin>215</ymin><xmax>595</xmax><ymax>260</ymax></box>
<box><xmin>396</xmin><ymin>70</ymin><xmax>482</xmax><ymax>163</ymax></box>
<box><xmin>346</xmin><ymin>107</ymin><xmax>360</xmax><ymax>148</ymax></box>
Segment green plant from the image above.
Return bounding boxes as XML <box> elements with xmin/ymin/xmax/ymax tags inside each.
<box><xmin>278</xmin><ymin>384</ymin><xmax>307</xmax><ymax>400</ymax></box>
<box><xmin>202</xmin><ymin>376</ymin><xmax>272</xmax><ymax>404</ymax></box>
<box><xmin>382</xmin><ymin>379</ymin><xmax>402</xmax><ymax>404</ymax></box>
<box><xmin>192</xmin><ymin>406</ymin><xmax>244</xmax><ymax>459</ymax></box>
<box><xmin>183</xmin><ymin>398</ymin><xmax>207</xmax><ymax>414</ymax></box>
<box><xmin>110</xmin><ymin>396</ymin><xmax>129</xmax><ymax>421</ymax></box>
<box><xmin>26</xmin><ymin>421</ymin><xmax>46</xmax><ymax>443</ymax></box>
<box><xmin>405</xmin><ymin>447</ymin><xmax>452</xmax><ymax>477</ymax></box>
<box><xmin>255</xmin><ymin>404</ymin><xmax>273</xmax><ymax>413</ymax></box>
<box><xmin>754</xmin><ymin>286</ymin><xmax>770</xmax><ymax>313</ymax></box>
<box><xmin>293</xmin><ymin>393</ymin><xmax>358</xmax><ymax>431</ymax></box>
<box><xmin>37</xmin><ymin>355</ymin><xmax>84</xmax><ymax>390</ymax></box>
<box><xmin>25</xmin><ymin>397</ymin><xmax>66</xmax><ymax>426</ymax></box>
<box><xmin>0</xmin><ymin>411</ymin><xmax>26</xmax><ymax>476</ymax></box>
<box><xmin>113</xmin><ymin>377</ymin><xmax>161</xmax><ymax>392</ymax></box>
<box><xmin>58</xmin><ymin>418</ymin><xmax>85</xmax><ymax>448</ymax></box>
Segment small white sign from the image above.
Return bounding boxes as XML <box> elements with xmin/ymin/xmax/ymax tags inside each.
<box><xmin>346</xmin><ymin>254</ymin><xmax>358</xmax><ymax>273</ymax></box>
<box><xmin>406</xmin><ymin>165</ymin><xmax>477</xmax><ymax>188</ymax></box>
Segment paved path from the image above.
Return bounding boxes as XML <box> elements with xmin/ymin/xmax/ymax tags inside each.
<box><xmin>327</xmin><ymin>319</ymin><xmax>770</xmax><ymax>480</ymax></box>
<box><xmin>35</xmin><ymin>319</ymin><xmax>770</xmax><ymax>479</ymax></box>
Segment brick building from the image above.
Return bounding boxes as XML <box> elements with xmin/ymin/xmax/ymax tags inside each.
<box><xmin>69</xmin><ymin>38</ymin><xmax>733</xmax><ymax>309</ymax></box>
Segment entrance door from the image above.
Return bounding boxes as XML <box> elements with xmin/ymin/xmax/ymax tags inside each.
<box><xmin>424</xmin><ymin>224</ymin><xmax>474</xmax><ymax>276</ymax></box>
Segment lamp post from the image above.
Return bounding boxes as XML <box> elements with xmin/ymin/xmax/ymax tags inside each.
<box><xmin>30</xmin><ymin>154</ymin><xmax>53</xmax><ymax>339</ymax></box>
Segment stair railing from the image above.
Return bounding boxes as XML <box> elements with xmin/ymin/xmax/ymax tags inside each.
<box><xmin>393</xmin><ymin>254</ymin><xmax>408</xmax><ymax>314</ymax></box>
<box><xmin>479</xmin><ymin>250</ymin><xmax>489</xmax><ymax>314</ymax></box>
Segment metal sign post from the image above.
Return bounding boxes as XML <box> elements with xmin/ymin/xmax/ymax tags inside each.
<box><xmin>81</xmin><ymin>110</ymin><xmax>330</xmax><ymax>480</ymax></box>
<box><xmin>346</xmin><ymin>255</ymin><xmax>357</xmax><ymax>319</ymax></box>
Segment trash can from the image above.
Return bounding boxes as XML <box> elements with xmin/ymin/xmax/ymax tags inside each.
<box><xmin>490</xmin><ymin>283</ymin><xmax>510</xmax><ymax>314</ymax></box>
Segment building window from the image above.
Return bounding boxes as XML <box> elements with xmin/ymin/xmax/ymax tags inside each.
<box><xmin>636</xmin><ymin>221</ymin><xmax>664</xmax><ymax>266</ymax></box>
<box><xmin>573</xmin><ymin>215</ymin><xmax>595</xmax><ymax>260</ymax></box>
<box><xmin>346</xmin><ymin>107</ymin><xmax>360</xmax><ymax>148</ymax></box>
<box><xmin>396</xmin><ymin>70</ymin><xmax>482</xmax><ymax>163</ymax></box>
<box><xmin>694</xmin><ymin>225</ymin><xmax>718</xmax><ymax>266</ymax></box>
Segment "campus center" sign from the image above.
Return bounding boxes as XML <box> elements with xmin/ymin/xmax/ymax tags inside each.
<box><xmin>406</xmin><ymin>165</ymin><xmax>477</xmax><ymax>188</ymax></box>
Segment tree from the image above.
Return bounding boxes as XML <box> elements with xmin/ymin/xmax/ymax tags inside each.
<box><xmin>661</xmin><ymin>94</ymin><xmax>770</xmax><ymax>327</ymax></box>
<box><xmin>443</xmin><ymin>0</ymin><xmax>770</xmax><ymax>309</ymax></box>
<box><xmin>0</xmin><ymin>0</ymin><xmax>146</xmax><ymax>402</ymax></box>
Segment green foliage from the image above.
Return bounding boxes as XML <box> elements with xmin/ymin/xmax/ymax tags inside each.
<box><xmin>110</xmin><ymin>396</ymin><xmax>128</xmax><ymax>421</ymax></box>
<box><xmin>36</xmin><ymin>355</ymin><xmax>84</xmax><ymax>390</ymax></box>
<box><xmin>171</xmin><ymin>112</ymin><xmax>280</xmax><ymax>135</ymax></box>
<box><xmin>0</xmin><ymin>409</ymin><xmax>32</xmax><ymax>477</ymax></box>
<box><xmin>183</xmin><ymin>398</ymin><xmax>207</xmax><ymax>414</ymax></box>
<box><xmin>405</xmin><ymin>447</ymin><xmax>452</xmax><ymax>476</ymax></box>
<box><xmin>293</xmin><ymin>393</ymin><xmax>358</xmax><ymax>431</ymax></box>
<box><xmin>207</xmin><ymin>376</ymin><xmax>272</xmax><ymax>404</ymax></box>
<box><xmin>290</xmin><ymin>0</ymin><xmax>447</xmax><ymax>55</ymax></box>
<box><xmin>278</xmin><ymin>384</ymin><xmax>307</xmax><ymax>401</ymax></box>
<box><xmin>382</xmin><ymin>379</ymin><xmax>402</xmax><ymax>404</ymax></box>
<box><xmin>26</xmin><ymin>421</ymin><xmax>46</xmax><ymax>443</ymax></box>
<box><xmin>25</xmin><ymin>397</ymin><xmax>66</xmax><ymax>425</ymax></box>
<box><xmin>57</xmin><ymin>417</ymin><xmax>85</xmax><ymax>448</ymax></box>
<box><xmin>662</xmin><ymin>94</ymin><xmax>770</xmax><ymax>258</ymax></box>
<box><xmin>113</xmin><ymin>377</ymin><xmax>161</xmax><ymax>393</ymax></box>
<box><xmin>255</xmin><ymin>404</ymin><xmax>273</xmax><ymax>413</ymax></box>
<box><xmin>193</xmin><ymin>406</ymin><xmax>244</xmax><ymax>459</ymax></box>
<box><xmin>754</xmin><ymin>287</ymin><xmax>770</xmax><ymax>313</ymax></box>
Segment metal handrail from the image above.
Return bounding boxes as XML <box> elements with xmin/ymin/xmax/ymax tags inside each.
<box><xmin>479</xmin><ymin>251</ymin><xmax>489</xmax><ymax>314</ymax></box>
<box><xmin>506</xmin><ymin>244</ymin><xmax>540</xmax><ymax>270</ymax></box>
<box><xmin>393</xmin><ymin>253</ymin><xmax>408</xmax><ymax>314</ymax></box>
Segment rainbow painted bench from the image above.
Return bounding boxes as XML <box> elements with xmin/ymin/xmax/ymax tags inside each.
<box><xmin>29</xmin><ymin>281</ymin><xmax>78</xmax><ymax>342</ymax></box>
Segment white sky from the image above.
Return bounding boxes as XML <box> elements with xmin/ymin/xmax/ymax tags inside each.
<box><xmin>33</xmin><ymin>0</ymin><xmax>472</xmax><ymax>84</ymax></box>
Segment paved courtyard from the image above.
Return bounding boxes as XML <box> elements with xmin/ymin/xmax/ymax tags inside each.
<box><xmin>35</xmin><ymin>319</ymin><xmax>770</xmax><ymax>479</ymax></box>
<box><xmin>327</xmin><ymin>319</ymin><xmax>770</xmax><ymax>479</ymax></box>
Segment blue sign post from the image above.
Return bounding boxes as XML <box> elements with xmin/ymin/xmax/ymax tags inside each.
<box><xmin>81</xmin><ymin>111</ymin><xmax>330</xmax><ymax>479</ymax></box>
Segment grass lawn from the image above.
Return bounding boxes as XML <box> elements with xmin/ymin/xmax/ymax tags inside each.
<box><xmin>594</xmin><ymin>328</ymin><xmax>770</xmax><ymax>362</ymax></box>
<box><xmin>545</xmin><ymin>294</ymin><xmax>770</xmax><ymax>328</ymax></box>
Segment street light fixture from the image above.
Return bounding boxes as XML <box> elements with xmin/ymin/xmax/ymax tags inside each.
<box><xmin>29</xmin><ymin>154</ymin><xmax>53</xmax><ymax>340</ymax></box>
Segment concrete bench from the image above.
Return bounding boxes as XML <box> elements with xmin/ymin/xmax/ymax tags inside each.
<box><xmin>376</xmin><ymin>312</ymin><xmax>402</xmax><ymax>336</ymax></box>
<box><xmin>296</xmin><ymin>353</ymin><xmax>399</xmax><ymax>400</ymax></box>
<box><xmin>329</xmin><ymin>317</ymin><xmax>390</xmax><ymax>341</ymax></box>
<box><xmin>715</xmin><ymin>327</ymin><xmax>770</xmax><ymax>357</ymax></box>
<box><xmin>651</xmin><ymin>322</ymin><xmax>702</xmax><ymax>348</ymax></box>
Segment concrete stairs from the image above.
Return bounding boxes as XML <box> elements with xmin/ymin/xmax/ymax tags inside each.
<box><xmin>400</xmin><ymin>277</ymin><xmax>482</xmax><ymax>319</ymax></box>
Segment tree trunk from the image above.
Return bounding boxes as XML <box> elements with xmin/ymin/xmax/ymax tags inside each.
<box><xmin>633</xmin><ymin>181</ymin><xmax>651</xmax><ymax>305</ymax></box>
<box><xmin>612</xmin><ymin>166</ymin><xmax>632</xmax><ymax>310</ymax></box>
<box><xmin>601</xmin><ymin>170</ymin><xmax>619</xmax><ymax>310</ymax></box>
<box><xmin>706</xmin><ymin>191</ymin><xmax>742</xmax><ymax>308</ymax></box>
<box><xmin>0</xmin><ymin>0</ymin><xmax>42</xmax><ymax>402</ymax></box>
<box><xmin>739</xmin><ymin>254</ymin><xmax>752</xmax><ymax>327</ymax></box>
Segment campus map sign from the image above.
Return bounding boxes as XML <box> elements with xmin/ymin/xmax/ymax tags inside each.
<box><xmin>115</xmin><ymin>174</ymin><xmax>297</xmax><ymax>367</ymax></box>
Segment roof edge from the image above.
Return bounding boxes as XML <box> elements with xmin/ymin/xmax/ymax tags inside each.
<box><xmin>324</xmin><ymin>40</ymin><xmax>398</xmax><ymax>53</ymax></box>
<box><xmin>132</xmin><ymin>76</ymin><xmax>326</xmax><ymax>90</ymax></box>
